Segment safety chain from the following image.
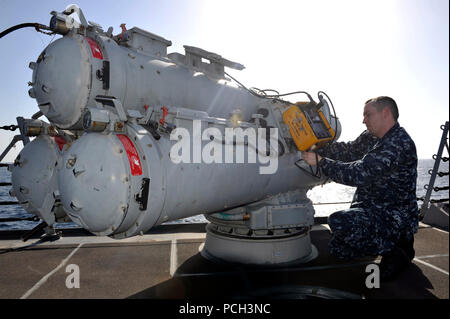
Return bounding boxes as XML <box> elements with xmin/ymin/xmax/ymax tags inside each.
<box><xmin>0</xmin><ymin>125</ymin><xmax>18</xmax><ymax>131</ymax></box>
<box><xmin>428</xmin><ymin>169</ymin><xmax>449</xmax><ymax>177</ymax></box>
<box><xmin>433</xmin><ymin>154</ymin><xmax>449</xmax><ymax>162</ymax></box>
<box><xmin>424</xmin><ymin>184</ymin><xmax>449</xmax><ymax>192</ymax></box>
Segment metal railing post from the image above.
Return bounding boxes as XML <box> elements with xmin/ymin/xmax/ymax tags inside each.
<box><xmin>420</xmin><ymin>121</ymin><xmax>449</xmax><ymax>219</ymax></box>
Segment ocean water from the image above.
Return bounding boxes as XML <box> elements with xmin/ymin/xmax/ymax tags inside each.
<box><xmin>0</xmin><ymin>159</ymin><xmax>448</xmax><ymax>230</ymax></box>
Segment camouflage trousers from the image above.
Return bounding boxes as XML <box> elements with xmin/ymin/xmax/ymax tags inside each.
<box><xmin>327</xmin><ymin>208</ymin><xmax>403</xmax><ymax>260</ymax></box>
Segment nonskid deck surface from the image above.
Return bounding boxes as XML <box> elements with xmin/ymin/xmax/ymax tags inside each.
<box><xmin>0</xmin><ymin>223</ymin><xmax>448</xmax><ymax>299</ymax></box>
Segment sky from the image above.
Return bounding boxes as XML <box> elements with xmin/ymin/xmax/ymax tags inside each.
<box><xmin>0</xmin><ymin>0</ymin><xmax>448</xmax><ymax>162</ymax></box>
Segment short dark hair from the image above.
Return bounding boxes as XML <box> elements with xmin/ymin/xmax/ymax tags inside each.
<box><xmin>365</xmin><ymin>96</ymin><xmax>399</xmax><ymax>121</ymax></box>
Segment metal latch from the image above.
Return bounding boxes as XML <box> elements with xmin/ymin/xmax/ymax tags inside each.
<box><xmin>134</xmin><ymin>178</ymin><xmax>150</xmax><ymax>211</ymax></box>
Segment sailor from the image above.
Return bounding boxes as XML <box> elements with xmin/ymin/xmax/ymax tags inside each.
<box><xmin>302</xmin><ymin>96</ymin><xmax>418</xmax><ymax>281</ymax></box>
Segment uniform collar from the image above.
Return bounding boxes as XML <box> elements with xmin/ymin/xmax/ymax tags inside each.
<box><xmin>380</xmin><ymin>122</ymin><xmax>400</xmax><ymax>141</ymax></box>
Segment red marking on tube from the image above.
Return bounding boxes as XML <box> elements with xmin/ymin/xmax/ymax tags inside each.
<box><xmin>86</xmin><ymin>37</ymin><xmax>103</xmax><ymax>60</ymax></box>
<box><xmin>160</xmin><ymin>106</ymin><xmax>168</xmax><ymax>126</ymax></box>
<box><xmin>117</xmin><ymin>134</ymin><xmax>142</xmax><ymax>176</ymax></box>
<box><xmin>54</xmin><ymin>136</ymin><xmax>66</xmax><ymax>151</ymax></box>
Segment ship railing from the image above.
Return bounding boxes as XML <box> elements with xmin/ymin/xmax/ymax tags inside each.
<box><xmin>418</xmin><ymin>121</ymin><xmax>449</xmax><ymax>220</ymax></box>
<box><xmin>0</xmin><ymin>115</ymin><xmax>34</xmax><ymax>225</ymax></box>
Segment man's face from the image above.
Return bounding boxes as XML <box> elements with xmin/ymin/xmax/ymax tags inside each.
<box><xmin>363</xmin><ymin>102</ymin><xmax>385</xmax><ymax>137</ymax></box>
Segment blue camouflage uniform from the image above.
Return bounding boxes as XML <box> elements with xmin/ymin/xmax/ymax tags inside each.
<box><xmin>318</xmin><ymin>122</ymin><xmax>418</xmax><ymax>259</ymax></box>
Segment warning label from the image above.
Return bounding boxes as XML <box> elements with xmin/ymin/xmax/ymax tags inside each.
<box><xmin>117</xmin><ymin>134</ymin><xmax>142</xmax><ymax>176</ymax></box>
<box><xmin>86</xmin><ymin>37</ymin><xmax>104</xmax><ymax>60</ymax></box>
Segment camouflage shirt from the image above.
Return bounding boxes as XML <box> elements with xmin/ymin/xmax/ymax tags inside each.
<box><xmin>318</xmin><ymin>123</ymin><xmax>419</xmax><ymax>235</ymax></box>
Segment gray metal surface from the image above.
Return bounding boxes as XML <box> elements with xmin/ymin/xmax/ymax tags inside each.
<box><xmin>57</xmin><ymin>115</ymin><xmax>328</xmax><ymax>238</ymax></box>
<box><xmin>32</xmin><ymin>35</ymin><xmax>92</xmax><ymax>128</ymax></box>
<box><xmin>10</xmin><ymin>135</ymin><xmax>62</xmax><ymax>226</ymax></box>
<box><xmin>202</xmin><ymin>224</ymin><xmax>318</xmax><ymax>265</ymax></box>
<box><xmin>58</xmin><ymin>132</ymin><xmax>139</xmax><ymax>236</ymax></box>
<box><xmin>30</xmin><ymin>30</ymin><xmax>262</xmax><ymax>129</ymax></box>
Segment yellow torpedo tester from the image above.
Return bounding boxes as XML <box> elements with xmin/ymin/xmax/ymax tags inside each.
<box><xmin>283</xmin><ymin>100</ymin><xmax>335</xmax><ymax>151</ymax></box>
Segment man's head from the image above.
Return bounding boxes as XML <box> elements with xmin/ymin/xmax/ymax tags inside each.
<box><xmin>363</xmin><ymin>96</ymin><xmax>398</xmax><ymax>138</ymax></box>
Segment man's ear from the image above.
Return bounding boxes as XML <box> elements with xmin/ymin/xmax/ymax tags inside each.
<box><xmin>382</xmin><ymin>106</ymin><xmax>391</xmax><ymax>119</ymax></box>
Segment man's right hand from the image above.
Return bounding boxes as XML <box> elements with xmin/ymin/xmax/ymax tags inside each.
<box><xmin>302</xmin><ymin>151</ymin><xmax>322</xmax><ymax>166</ymax></box>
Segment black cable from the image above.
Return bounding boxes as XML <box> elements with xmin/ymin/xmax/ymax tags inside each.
<box><xmin>224</xmin><ymin>71</ymin><xmax>343</xmax><ymax>182</ymax></box>
<box><xmin>314</xmin><ymin>152</ymin><xmax>321</xmax><ymax>178</ymax></box>
<box><xmin>249</xmin><ymin>88</ymin><xmax>281</xmax><ymax>97</ymax></box>
<box><xmin>224</xmin><ymin>71</ymin><xmax>339</xmax><ymax>180</ymax></box>
<box><xmin>317</xmin><ymin>91</ymin><xmax>338</xmax><ymax>145</ymax></box>
<box><xmin>0</xmin><ymin>22</ymin><xmax>52</xmax><ymax>39</ymax></box>
<box><xmin>0</xmin><ymin>23</ymin><xmax>35</xmax><ymax>38</ymax></box>
<box><xmin>265</xmin><ymin>90</ymin><xmax>313</xmax><ymax>100</ymax></box>
<box><xmin>315</xmin><ymin>91</ymin><xmax>338</xmax><ymax>185</ymax></box>
<box><xmin>224</xmin><ymin>71</ymin><xmax>313</xmax><ymax>103</ymax></box>
<box><xmin>295</xmin><ymin>157</ymin><xmax>322</xmax><ymax>179</ymax></box>
<box><xmin>249</xmin><ymin>87</ymin><xmax>266</xmax><ymax>96</ymax></box>
<box><xmin>224</xmin><ymin>71</ymin><xmax>258</xmax><ymax>97</ymax></box>
<box><xmin>260</xmin><ymin>89</ymin><xmax>280</xmax><ymax>96</ymax></box>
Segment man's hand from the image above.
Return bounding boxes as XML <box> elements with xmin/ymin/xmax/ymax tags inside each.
<box><xmin>302</xmin><ymin>151</ymin><xmax>322</xmax><ymax>166</ymax></box>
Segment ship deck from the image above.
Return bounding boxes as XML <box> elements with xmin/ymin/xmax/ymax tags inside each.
<box><xmin>0</xmin><ymin>222</ymin><xmax>448</xmax><ymax>299</ymax></box>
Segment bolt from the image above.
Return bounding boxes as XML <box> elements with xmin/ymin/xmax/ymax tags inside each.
<box><xmin>67</xmin><ymin>158</ymin><xmax>76</xmax><ymax>168</ymax></box>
